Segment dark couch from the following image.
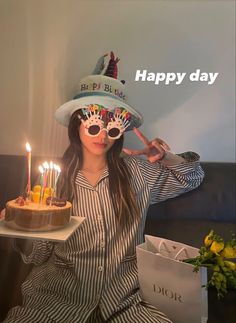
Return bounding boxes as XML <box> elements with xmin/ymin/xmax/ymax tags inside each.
<box><xmin>0</xmin><ymin>155</ymin><xmax>235</xmax><ymax>322</ymax></box>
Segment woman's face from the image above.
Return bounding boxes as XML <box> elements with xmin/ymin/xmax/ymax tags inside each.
<box><xmin>79</xmin><ymin>123</ymin><xmax>116</xmax><ymax>157</ymax></box>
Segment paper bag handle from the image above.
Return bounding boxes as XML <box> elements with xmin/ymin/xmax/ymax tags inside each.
<box><xmin>157</xmin><ymin>239</ymin><xmax>171</xmax><ymax>253</ymax></box>
<box><xmin>157</xmin><ymin>240</ymin><xmax>190</xmax><ymax>260</ymax></box>
<box><xmin>174</xmin><ymin>247</ymin><xmax>190</xmax><ymax>260</ymax></box>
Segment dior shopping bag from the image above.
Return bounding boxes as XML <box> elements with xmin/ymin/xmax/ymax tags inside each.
<box><xmin>136</xmin><ymin>235</ymin><xmax>208</xmax><ymax>323</ymax></box>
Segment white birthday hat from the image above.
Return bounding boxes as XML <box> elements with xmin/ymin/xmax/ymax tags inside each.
<box><xmin>55</xmin><ymin>51</ymin><xmax>143</xmax><ymax>131</ymax></box>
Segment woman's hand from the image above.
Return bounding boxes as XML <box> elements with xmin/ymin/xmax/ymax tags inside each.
<box><xmin>123</xmin><ymin>128</ymin><xmax>170</xmax><ymax>163</ymax></box>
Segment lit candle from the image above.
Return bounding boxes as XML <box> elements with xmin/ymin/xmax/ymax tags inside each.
<box><xmin>38</xmin><ymin>165</ymin><xmax>44</xmax><ymax>204</ymax></box>
<box><xmin>42</xmin><ymin>161</ymin><xmax>49</xmax><ymax>203</ymax></box>
<box><xmin>55</xmin><ymin>165</ymin><xmax>61</xmax><ymax>185</ymax></box>
<box><xmin>49</xmin><ymin>164</ymin><xmax>61</xmax><ymax>205</ymax></box>
<box><xmin>53</xmin><ymin>163</ymin><xmax>58</xmax><ymax>188</ymax></box>
<box><xmin>25</xmin><ymin>142</ymin><xmax>32</xmax><ymax>199</ymax></box>
<box><xmin>49</xmin><ymin>161</ymin><xmax>54</xmax><ymax>189</ymax></box>
<box><xmin>52</xmin><ymin>164</ymin><xmax>61</xmax><ymax>198</ymax></box>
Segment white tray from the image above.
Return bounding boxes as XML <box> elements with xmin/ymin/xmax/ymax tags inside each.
<box><xmin>0</xmin><ymin>217</ymin><xmax>85</xmax><ymax>242</ymax></box>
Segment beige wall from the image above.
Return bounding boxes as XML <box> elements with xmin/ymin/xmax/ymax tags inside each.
<box><xmin>0</xmin><ymin>0</ymin><xmax>235</xmax><ymax>161</ymax></box>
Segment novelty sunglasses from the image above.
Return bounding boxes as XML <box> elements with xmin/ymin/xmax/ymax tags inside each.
<box><xmin>78</xmin><ymin>107</ymin><xmax>131</xmax><ymax>140</ymax></box>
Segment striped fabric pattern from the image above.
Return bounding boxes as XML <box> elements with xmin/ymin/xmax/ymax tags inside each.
<box><xmin>4</xmin><ymin>153</ymin><xmax>204</xmax><ymax>323</ymax></box>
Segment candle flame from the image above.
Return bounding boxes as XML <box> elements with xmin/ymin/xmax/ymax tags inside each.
<box><xmin>43</xmin><ymin>161</ymin><xmax>49</xmax><ymax>169</ymax></box>
<box><xmin>53</xmin><ymin>164</ymin><xmax>61</xmax><ymax>173</ymax></box>
<box><xmin>50</xmin><ymin>161</ymin><xmax>54</xmax><ymax>169</ymax></box>
<box><xmin>25</xmin><ymin>142</ymin><xmax>31</xmax><ymax>152</ymax></box>
<box><xmin>38</xmin><ymin>165</ymin><xmax>44</xmax><ymax>174</ymax></box>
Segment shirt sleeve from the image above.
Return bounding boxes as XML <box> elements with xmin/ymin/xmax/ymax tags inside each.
<box><xmin>12</xmin><ymin>239</ymin><xmax>54</xmax><ymax>266</ymax></box>
<box><xmin>129</xmin><ymin>152</ymin><xmax>204</xmax><ymax>205</ymax></box>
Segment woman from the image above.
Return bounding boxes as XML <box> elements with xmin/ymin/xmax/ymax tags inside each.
<box><xmin>4</xmin><ymin>52</ymin><xmax>204</xmax><ymax>322</ymax></box>
<box><xmin>4</xmin><ymin>103</ymin><xmax>204</xmax><ymax>323</ymax></box>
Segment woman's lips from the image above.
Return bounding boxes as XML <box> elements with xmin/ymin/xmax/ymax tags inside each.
<box><xmin>93</xmin><ymin>142</ymin><xmax>107</xmax><ymax>149</ymax></box>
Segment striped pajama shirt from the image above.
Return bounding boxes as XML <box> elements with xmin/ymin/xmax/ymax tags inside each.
<box><xmin>4</xmin><ymin>153</ymin><xmax>204</xmax><ymax>323</ymax></box>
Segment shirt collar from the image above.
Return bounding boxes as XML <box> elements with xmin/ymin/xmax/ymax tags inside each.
<box><xmin>75</xmin><ymin>168</ymin><xmax>109</xmax><ymax>190</ymax></box>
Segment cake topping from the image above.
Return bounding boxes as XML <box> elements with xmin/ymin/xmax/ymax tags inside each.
<box><xmin>46</xmin><ymin>197</ymin><xmax>67</xmax><ymax>207</ymax></box>
<box><xmin>15</xmin><ymin>196</ymin><xmax>27</xmax><ymax>206</ymax></box>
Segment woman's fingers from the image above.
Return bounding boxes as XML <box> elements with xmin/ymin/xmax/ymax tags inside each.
<box><xmin>151</xmin><ymin>138</ymin><xmax>170</xmax><ymax>151</ymax></box>
<box><xmin>134</xmin><ymin>128</ymin><xmax>171</xmax><ymax>151</ymax></box>
<box><xmin>150</xmin><ymin>139</ymin><xmax>165</xmax><ymax>153</ymax></box>
<box><xmin>126</xmin><ymin>127</ymin><xmax>171</xmax><ymax>162</ymax></box>
<box><xmin>159</xmin><ymin>140</ymin><xmax>171</xmax><ymax>151</ymax></box>
<box><xmin>146</xmin><ymin>140</ymin><xmax>166</xmax><ymax>163</ymax></box>
<box><xmin>133</xmin><ymin>128</ymin><xmax>150</xmax><ymax>146</ymax></box>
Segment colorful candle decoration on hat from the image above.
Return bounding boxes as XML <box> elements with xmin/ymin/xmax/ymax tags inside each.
<box><xmin>101</xmin><ymin>108</ymin><xmax>107</xmax><ymax>117</ymax></box>
<box><xmin>89</xmin><ymin>105</ymin><xmax>94</xmax><ymax>112</ymax></box>
<box><xmin>25</xmin><ymin>142</ymin><xmax>32</xmax><ymax>199</ymax></box>
<box><xmin>108</xmin><ymin>111</ymin><xmax>113</xmax><ymax>119</ymax></box>
<box><xmin>115</xmin><ymin>108</ymin><xmax>121</xmax><ymax>115</ymax></box>
<box><xmin>125</xmin><ymin>112</ymin><xmax>131</xmax><ymax>119</ymax></box>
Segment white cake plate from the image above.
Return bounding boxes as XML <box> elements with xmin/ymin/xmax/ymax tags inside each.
<box><xmin>0</xmin><ymin>217</ymin><xmax>85</xmax><ymax>242</ymax></box>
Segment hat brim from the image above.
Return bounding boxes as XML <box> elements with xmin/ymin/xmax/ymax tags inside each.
<box><xmin>55</xmin><ymin>95</ymin><xmax>143</xmax><ymax>130</ymax></box>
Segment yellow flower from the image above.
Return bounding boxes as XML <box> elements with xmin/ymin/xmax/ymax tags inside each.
<box><xmin>210</xmin><ymin>241</ymin><xmax>224</xmax><ymax>255</ymax></box>
<box><xmin>185</xmin><ymin>230</ymin><xmax>236</xmax><ymax>298</ymax></box>
<box><xmin>224</xmin><ymin>261</ymin><xmax>236</xmax><ymax>271</ymax></box>
<box><xmin>204</xmin><ymin>231</ymin><xmax>214</xmax><ymax>247</ymax></box>
<box><xmin>221</xmin><ymin>246</ymin><xmax>236</xmax><ymax>259</ymax></box>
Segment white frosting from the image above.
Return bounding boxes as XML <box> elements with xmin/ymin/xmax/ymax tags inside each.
<box><xmin>79</xmin><ymin>75</ymin><xmax>126</xmax><ymax>101</ymax></box>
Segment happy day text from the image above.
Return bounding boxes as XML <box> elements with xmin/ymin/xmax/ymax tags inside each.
<box><xmin>135</xmin><ymin>69</ymin><xmax>219</xmax><ymax>85</ymax></box>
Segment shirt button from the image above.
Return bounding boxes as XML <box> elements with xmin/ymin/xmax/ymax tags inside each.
<box><xmin>98</xmin><ymin>266</ymin><xmax>103</xmax><ymax>272</ymax></box>
<box><xmin>100</xmin><ymin>241</ymin><xmax>105</xmax><ymax>248</ymax></box>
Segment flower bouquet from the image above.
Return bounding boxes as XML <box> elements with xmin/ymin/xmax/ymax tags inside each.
<box><xmin>183</xmin><ymin>230</ymin><xmax>236</xmax><ymax>298</ymax></box>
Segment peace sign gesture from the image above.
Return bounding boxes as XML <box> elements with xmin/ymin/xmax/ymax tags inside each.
<box><xmin>123</xmin><ymin>128</ymin><xmax>171</xmax><ymax>163</ymax></box>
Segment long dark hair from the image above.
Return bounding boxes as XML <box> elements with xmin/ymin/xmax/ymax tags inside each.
<box><xmin>57</xmin><ymin>110</ymin><xmax>139</xmax><ymax>225</ymax></box>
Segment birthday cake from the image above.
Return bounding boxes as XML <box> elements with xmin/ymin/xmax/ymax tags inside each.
<box><xmin>5</xmin><ymin>196</ymin><xmax>71</xmax><ymax>232</ymax></box>
<box><xmin>5</xmin><ymin>158</ymin><xmax>71</xmax><ymax>232</ymax></box>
